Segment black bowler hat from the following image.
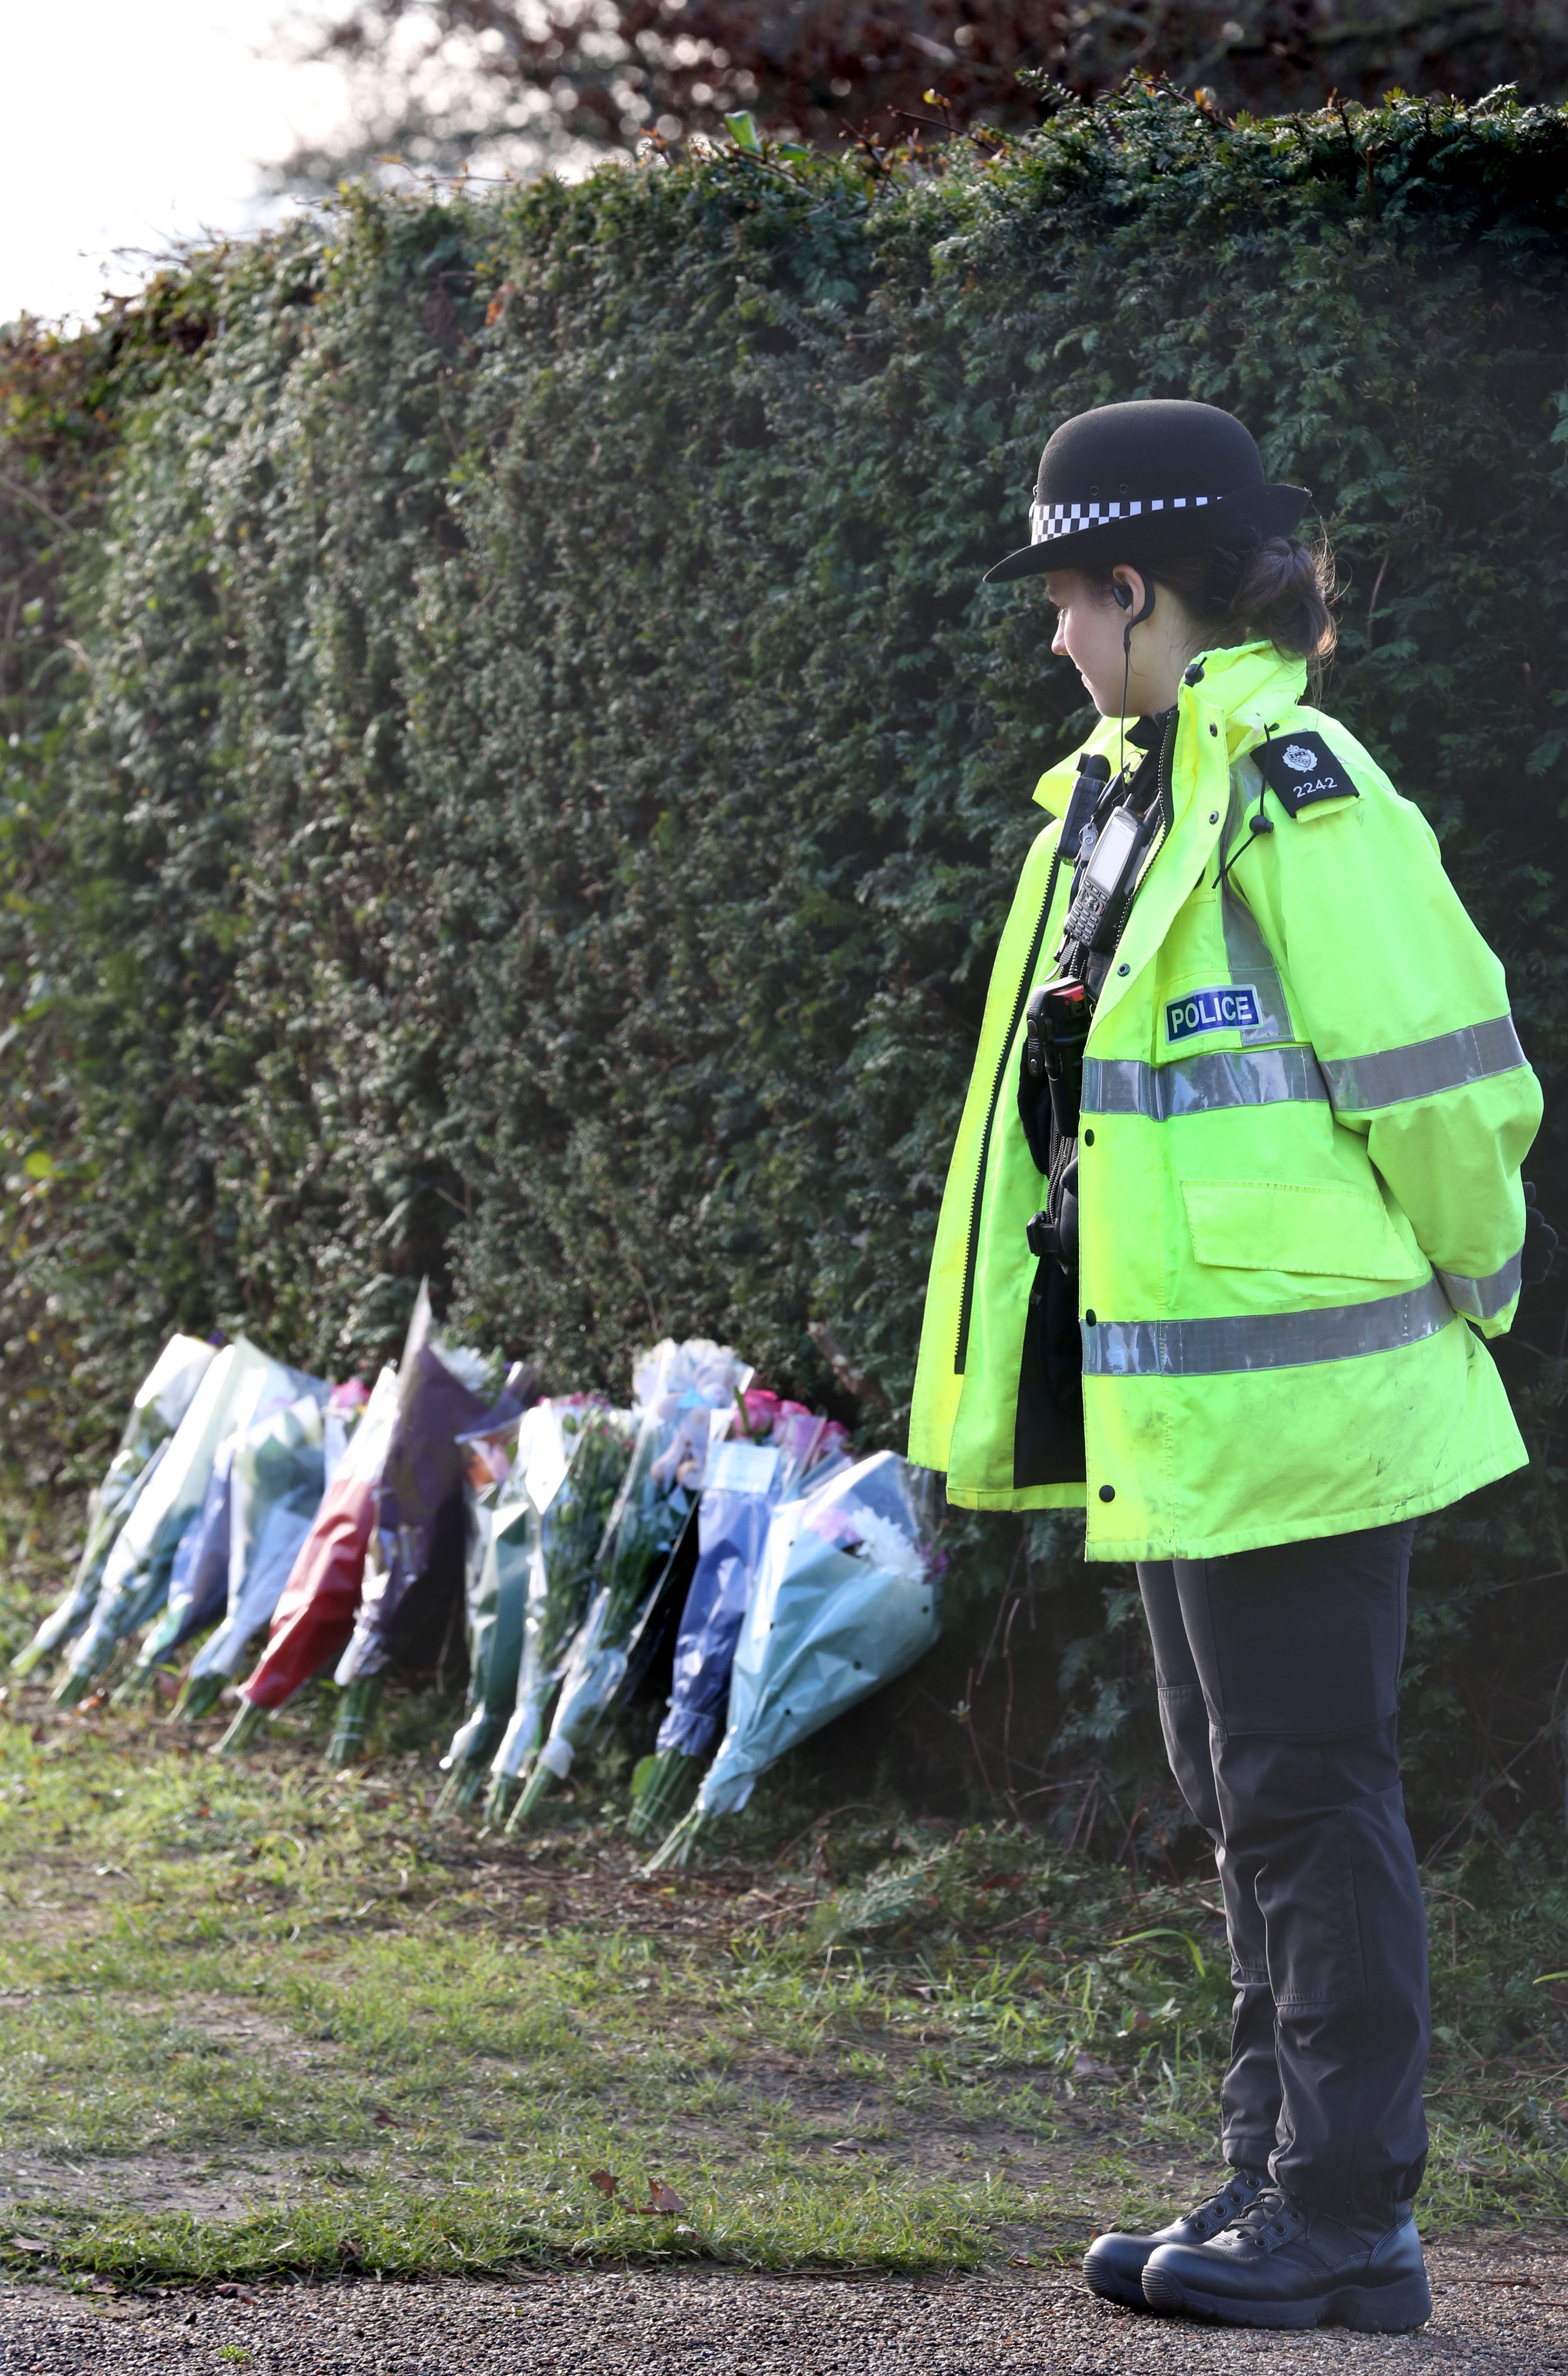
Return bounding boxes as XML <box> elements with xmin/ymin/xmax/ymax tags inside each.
<box><xmin>986</xmin><ymin>398</ymin><xmax>1311</xmax><ymax>584</ymax></box>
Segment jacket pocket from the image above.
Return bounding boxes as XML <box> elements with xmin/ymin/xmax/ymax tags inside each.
<box><xmin>1180</xmin><ymin>1177</ymin><xmax>1418</xmax><ymax>1282</ymax></box>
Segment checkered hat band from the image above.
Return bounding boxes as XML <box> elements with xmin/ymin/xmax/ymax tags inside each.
<box><xmin>1029</xmin><ymin>494</ymin><xmax>1214</xmax><ymax>544</ymax></box>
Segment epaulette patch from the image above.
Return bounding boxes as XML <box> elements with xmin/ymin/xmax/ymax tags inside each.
<box><xmin>1254</xmin><ymin>730</ymin><xmax>1359</xmax><ymax>816</ymax></box>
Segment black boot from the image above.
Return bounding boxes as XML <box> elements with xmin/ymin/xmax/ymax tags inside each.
<box><xmin>1083</xmin><ymin>2169</ymin><xmax>1267</xmax><ymax>2311</ymax></box>
<box><xmin>1142</xmin><ymin>2187</ymin><xmax>1431</xmax><ymax>2330</ymax></box>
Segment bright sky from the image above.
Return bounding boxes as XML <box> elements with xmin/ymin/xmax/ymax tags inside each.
<box><xmin>1</xmin><ymin>2</ymin><xmax>348</xmax><ymax>325</ymax></box>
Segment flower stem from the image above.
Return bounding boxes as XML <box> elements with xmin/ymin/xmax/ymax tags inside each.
<box><xmin>175</xmin><ymin>1671</ymin><xmax>226</xmax><ymax>1724</ymax></box>
<box><xmin>505</xmin><ymin>1759</ymin><xmax>556</xmax><ymax>1831</ymax></box>
<box><xmin>642</xmin><ymin>1801</ymin><xmax>706</xmax><ymax>1875</ymax></box>
<box><xmin>325</xmin><ymin>1675</ymin><xmax>383</xmax><ymax>1768</ymax></box>
<box><xmin>213</xmin><ymin>1699</ymin><xmax>271</xmax><ymax>1757</ymax></box>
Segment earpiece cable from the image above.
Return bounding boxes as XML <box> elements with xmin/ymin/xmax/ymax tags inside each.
<box><xmin>1116</xmin><ymin>574</ymin><xmax>1155</xmax><ymax>787</ymax></box>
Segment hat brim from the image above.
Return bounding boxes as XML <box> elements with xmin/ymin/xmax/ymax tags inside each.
<box><xmin>984</xmin><ymin>483</ymin><xmax>1312</xmax><ymax>585</ymax></box>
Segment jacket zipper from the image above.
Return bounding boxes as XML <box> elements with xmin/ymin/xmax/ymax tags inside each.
<box><xmin>953</xmin><ymin>714</ymin><xmax>1178</xmax><ymax>1377</ymax></box>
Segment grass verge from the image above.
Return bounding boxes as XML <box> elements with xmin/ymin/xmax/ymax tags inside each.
<box><xmin>0</xmin><ymin>1508</ymin><xmax>1564</xmax><ymax>2286</ymax></box>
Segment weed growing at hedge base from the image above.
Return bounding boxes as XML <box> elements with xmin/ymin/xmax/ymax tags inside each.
<box><xmin>0</xmin><ymin>1671</ymin><xmax>1562</xmax><ymax>2288</ymax></box>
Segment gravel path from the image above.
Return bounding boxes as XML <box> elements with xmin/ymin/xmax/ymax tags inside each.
<box><xmin>6</xmin><ymin>2246</ymin><xmax>1568</xmax><ymax>2373</ymax></box>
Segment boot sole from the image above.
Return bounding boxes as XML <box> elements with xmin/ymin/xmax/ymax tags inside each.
<box><xmin>1142</xmin><ymin>2266</ymin><xmax>1432</xmax><ymax>2332</ymax></box>
<box><xmin>1083</xmin><ymin>2262</ymin><xmax>1155</xmax><ymax>2313</ymax></box>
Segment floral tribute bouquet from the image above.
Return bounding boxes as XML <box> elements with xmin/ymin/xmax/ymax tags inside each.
<box><xmin>175</xmin><ymin>1383</ymin><xmax>335</xmax><ymax>1721</ymax></box>
<box><xmin>12</xmin><ymin>1334</ymin><xmax>217</xmax><ymax>1680</ymax></box>
<box><xmin>643</xmin><ymin>1451</ymin><xmax>940</xmax><ymax>1871</ymax></box>
<box><xmin>431</xmin><ymin>1409</ymin><xmax>534</xmax><ymax>1811</ymax></box>
<box><xmin>215</xmin><ymin>1365</ymin><xmax>401</xmax><ymax>1754</ymax></box>
<box><xmin>52</xmin><ymin>1339</ymin><xmax>306</xmax><ymax>1708</ymax></box>
<box><xmin>124</xmin><ymin>1437</ymin><xmax>237</xmax><ymax>1693</ymax></box>
<box><xmin>124</xmin><ymin>1367</ymin><xmax>344</xmax><ymax>1701</ymax></box>
<box><xmin>321</xmin><ymin>1376</ymin><xmax>371</xmax><ymax>1481</ymax></box>
<box><xmin>327</xmin><ymin>1285</ymin><xmax>531</xmax><ymax>1767</ymax></box>
<box><xmin>505</xmin><ymin>1340</ymin><xmax>750</xmax><ymax>1831</ymax></box>
<box><xmin>482</xmin><ymin>1398</ymin><xmax>634</xmax><ymax>1825</ymax></box>
<box><xmin>626</xmin><ymin>1393</ymin><xmax>850</xmax><ymax>1841</ymax></box>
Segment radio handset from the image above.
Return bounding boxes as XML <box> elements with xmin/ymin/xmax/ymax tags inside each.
<box><xmin>1060</xmin><ymin>796</ymin><xmax>1159</xmax><ymax>961</ymax></box>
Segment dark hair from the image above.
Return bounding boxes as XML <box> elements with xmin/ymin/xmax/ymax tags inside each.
<box><xmin>1095</xmin><ymin>535</ymin><xmax>1337</xmax><ymax>669</ymax></box>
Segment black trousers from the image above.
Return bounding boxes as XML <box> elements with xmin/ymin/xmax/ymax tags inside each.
<box><xmin>1136</xmin><ymin>1522</ymin><xmax>1429</xmax><ymax>2216</ymax></box>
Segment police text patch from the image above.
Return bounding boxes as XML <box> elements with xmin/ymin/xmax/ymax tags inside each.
<box><xmin>1255</xmin><ymin>729</ymin><xmax>1359</xmax><ymax>816</ymax></box>
<box><xmin>1166</xmin><ymin>985</ymin><xmax>1261</xmax><ymax>1044</ymax></box>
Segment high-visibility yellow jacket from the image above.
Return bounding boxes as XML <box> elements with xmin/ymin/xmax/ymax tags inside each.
<box><xmin>908</xmin><ymin>640</ymin><xmax>1541</xmax><ymax>1562</ymax></box>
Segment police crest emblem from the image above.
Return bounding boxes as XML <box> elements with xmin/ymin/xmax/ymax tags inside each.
<box><xmin>1256</xmin><ymin>730</ymin><xmax>1359</xmax><ymax>815</ymax></box>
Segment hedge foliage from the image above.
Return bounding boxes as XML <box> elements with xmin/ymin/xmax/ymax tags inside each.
<box><xmin>4</xmin><ymin>84</ymin><xmax>1568</xmax><ymax>1837</ymax></box>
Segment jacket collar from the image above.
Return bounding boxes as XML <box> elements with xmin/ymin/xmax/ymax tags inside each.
<box><xmin>1030</xmin><ymin>642</ymin><xmax>1307</xmax><ymax>816</ymax></box>
<box><xmin>1083</xmin><ymin>639</ymin><xmax>1308</xmax><ymax>1038</ymax></box>
<box><xmin>1180</xmin><ymin>638</ymin><xmax>1308</xmax><ymax>741</ymax></box>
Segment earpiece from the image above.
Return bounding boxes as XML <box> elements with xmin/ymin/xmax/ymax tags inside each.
<box><xmin>1114</xmin><ymin>575</ymin><xmax>1157</xmax><ymax>656</ymax></box>
<box><xmin>1113</xmin><ymin>574</ymin><xmax>1157</xmax><ymax>776</ymax></box>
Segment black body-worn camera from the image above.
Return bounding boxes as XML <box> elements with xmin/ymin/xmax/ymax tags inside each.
<box><xmin>1023</xmin><ymin>976</ymin><xmax>1091</xmax><ymax>1150</ymax></box>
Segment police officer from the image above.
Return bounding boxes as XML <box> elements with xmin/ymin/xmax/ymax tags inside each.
<box><xmin>908</xmin><ymin>399</ymin><xmax>1548</xmax><ymax>2331</ymax></box>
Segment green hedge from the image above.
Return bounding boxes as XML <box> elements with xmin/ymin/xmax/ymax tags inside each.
<box><xmin>4</xmin><ymin>85</ymin><xmax>1568</xmax><ymax>1838</ymax></box>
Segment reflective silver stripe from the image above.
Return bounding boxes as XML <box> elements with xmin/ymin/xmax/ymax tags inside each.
<box><xmin>1321</xmin><ymin>1016</ymin><xmax>1526</xmax><ymax>1113</ymax></box>
<box><xmin>1083</xmin><ymin>1046</ymin><xmax>1329</xmax><ymax>1122</ymax></box>
<box><xmin>1082</xmin><ymin>1277</ymin><xmax>1454</xmax><ymax>1377</ymax></box>
<box><xmin>1436</xmin><ymin>1248</ymin><xmax>1522</xmax><ymax>1321</ymax></box>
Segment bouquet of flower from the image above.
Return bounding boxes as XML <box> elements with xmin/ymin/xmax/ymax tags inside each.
<box><xmin>506</xmin><ymin>1339</ymin><xmax>750</xmax><ymax>1831</ymax></box>
<box><xmin>176</xmin><ymin>1385</ymin><xmax>333</xmax><ymax>1721</ymax></box>
<box><xmin>321</xmin><ymin>1376</ymin><xmax>370</xmax><ymax>1483</ymax></box>
<box><xmin>52</xmin><ymin>1338</ymin><xmax>291</xmax><ymax>1707</ymax></box>
<box><xmin>124</xmin><ymin>1365</ymin><xmax>341</xmax><ymax>1699</ymax></box>
<box><xmin>327</xmin><ymin>1284</ymin><xmax>529</xmax><ymax>1766</ymax></box>
<box><xmin>626</xmin><ymin>1395</ymin><xmax>850</xmax><ymax>1841</ymax></box>
<box><xmin>643</xmin><ymin>1451</ymin><xmax>939</xmax><ymax>1871</ymax></box>
<box><xmin>12</xmin><ymin>1334</ymin><xmax>217</xmax><ymax>1679</ymax></box>
<box><xmin>482</xmin><ymin>1399</ymin><xmax>634</xmax><ymax>1824</ymax></box>
<box><xmin>124</xmin><ymin>1441</ymin><xmax>236</xmax><ymax>1691</ymax></box>
<box><xmin>214</xmin><ymin>1366</ymin><xmax>401</xmax><ymax>1754</ymax></box>
<box><xmin>431</xmin><ymin>1410</ymin><xmax>534</xmax><ymax>1810</ymax></box>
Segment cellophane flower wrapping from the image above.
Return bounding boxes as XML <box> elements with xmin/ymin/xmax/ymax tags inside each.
<box><xmin>235</xmin><ymin>1365</ymin><xmax>400</xmax><ymax>1713</ymax></box>
<box><xmin>54</xmin><ymin>1338</ymin><xmax>295</xmax><ymax>1700</ymax></box>
<box><xmin>135</xmin><ymin>1441</ymin><xmax>237</xmax><ymax>1676</ymax></box>
<box><xmin>513</xmin><ymin>1341</ymin><xmax>750</xmax><ymax>1814</ymax></box>
<box><xmin>12</xmin><ymin>1334</ymin><xmax>216</xmax><ymax>1678</ymax></box>
<box><xmin>485</xmin><ymin>1399</ymin><xmax>634</xmax><ymax>1805</ymax></box>
<box><xmin>436</xmin><ymin>1413</ymin><xmax>533</xmax><ymax>1791</ymax></box>
<box><xmin>136</xmin><ymin>1365</ymin><xmax>340</xmax><ymax>1679</ymax></box>
<box><xmin>334</xmin><ymin>1284</ymin><xmax>526</xmax><ymax>1688</ymax></box>
<box><xmin>184</xmin><ymin>1383</ymin><xmax>334</xmax><ymax>1687</ymax></box>
<box><xmin>627</xmin><ymin>1397</ymin><xmax>851</xmax><ymax>1838</ymax></box>
<box><xmin>662</xmin><ymin>1452</ymin><xmax>939</xmax><ymax>1848</ymax></box>
<box><xmin>321</xmin><ymin>1377</ymin><xmax>370</xmax><ymax>1486</ymax></box>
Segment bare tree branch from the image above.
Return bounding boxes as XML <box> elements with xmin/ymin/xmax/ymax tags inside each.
<box><xmin>266</xmin><ymin>0</ymin><xmax>1568</xmax><ymax>193</ymax></box>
